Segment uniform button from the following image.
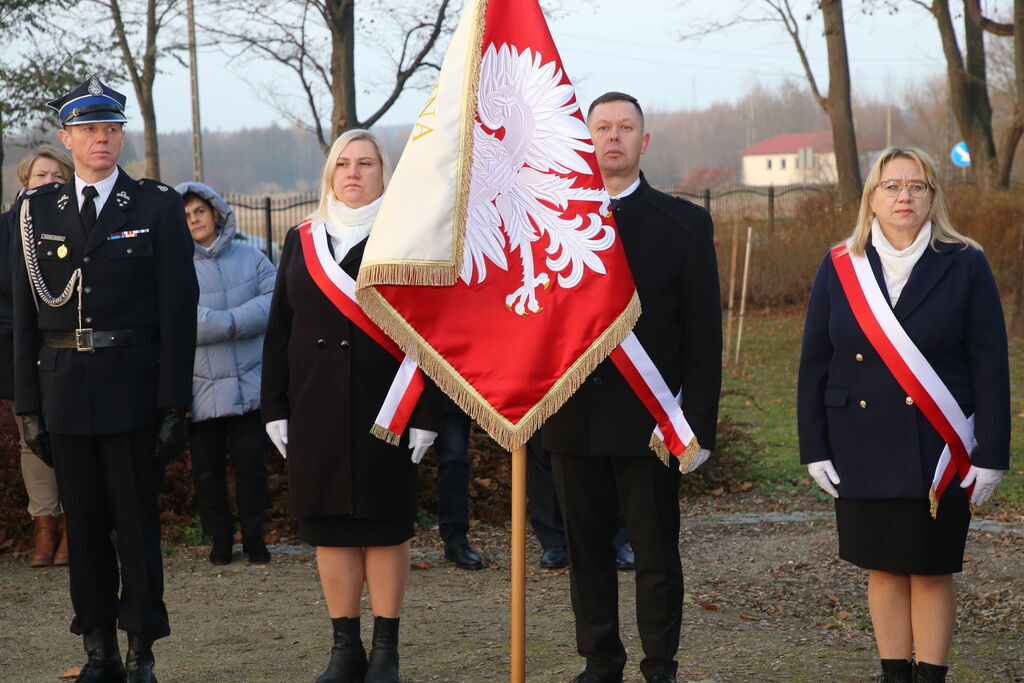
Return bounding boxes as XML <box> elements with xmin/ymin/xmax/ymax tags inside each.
<box><xmin>36</xmin><ymin>360</ymin><xmax>41</xmax><ymax>366</ymax></box>
<box><xmin>592</xmin><ymin>376</ymin><xmax>603</xmax><ymax>386</ymax></box>
<box><xmin>83</xmin><ymin>286</ymin><xmax>92</xmax><ymax>294</ymax></box>
<box><xmin>126</xmin><ymin>248</ymin><xmax>133</xmax><ymax>255</ymax></box>
<box><xmin>85</xmin><ymin>317</ymin><xmax>93</xmax><ymax>324</ymax></box>
<box><xmin>339</xmin><ymin>340</ymin><xmax>350</xmax><ymax>348</ymax></box>
<box><xmin>859</xmin><ymin>400</ymin><xmax>867</xmax><ymax>409</ymax></box>
<box><xmin>83</xmin><ymin>256</ymin><xmax>91</xmax><ymax>264</ymax></box>
<box><xmin>905</xmin><ymin>396</ymin><xmax>914</xmax><ymax>406</ymax></box>
<box><xmin>46</xmin><ymin>250</ymin><xmax>53</xmax><ymax>257</ymax></box>
<box><xmin>316</xmin><ymin>338</ymin><xmax>327</xmax><ymax>348</ymax></box>
<box><xmin>855</xmin><ymin>353</ymin><xmax>864</xmax><ymax>362</ymax></box>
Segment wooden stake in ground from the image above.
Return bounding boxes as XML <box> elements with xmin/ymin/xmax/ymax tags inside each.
<box><xmin>734</xmin><ymin>226</ymin><xmax>753</xmax><ymax>365</ymax></box>
<box><xmin>511</xmin><ymin>444</ymin><xmax>527</xmax><ymax>682</ymax></box>
<box><xmin>724</xmin><ymin>223</ymin><xmax>740</xmax><ymax>361</ymax></box>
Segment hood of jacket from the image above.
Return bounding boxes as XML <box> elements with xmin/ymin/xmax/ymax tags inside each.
<box><xmin>174</xmin><ymin>181</ymin><xmax>237</xmax><ymax>259</ymax></box>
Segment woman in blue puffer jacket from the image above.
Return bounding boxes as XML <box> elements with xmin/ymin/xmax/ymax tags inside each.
<box><xmin>175</xmin><ymin>181</ymin><xmax>277</xmax><ymax>565</ymax></box>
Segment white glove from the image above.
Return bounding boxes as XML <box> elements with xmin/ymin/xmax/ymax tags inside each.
<box><xmin>960</xmin><ymin>465</ymin><xmax>1004</xmax><ymax>505</ymax></box>
<box><xmin>680</xmin><ymin>448</ymin><xmax>711</xmax><ymax>474</ymax></box>
<box><xmin>266</xmin><ymin>419</ymin><xmax>288</xmax><ymax>458</ymax></box>
<box><xmin>408</xmin><ymin>428</ymin><xmax>437</xmax><ymax>464</ymax></box>
<box><xmin>808</xmin><ymin>460</ymin><xmax>840</xmax><ymax>498</ymax></box>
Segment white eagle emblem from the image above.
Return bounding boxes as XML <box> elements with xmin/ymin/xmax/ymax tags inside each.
<box><xmin>463</xmin><ymin>43</ymin><xmax>614</xmax><ymax>315</ymax></box>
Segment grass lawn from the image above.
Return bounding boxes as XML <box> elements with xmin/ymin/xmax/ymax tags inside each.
<box><xmin>720</xmin><ymin>306</ymin><xmax>1024</xmax><ymax>514</ymax></box>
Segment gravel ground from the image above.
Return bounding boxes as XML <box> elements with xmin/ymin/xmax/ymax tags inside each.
<box><xmin>1</xmin><ymin>492</ymin><xmax>1021</xmax><ymax>682</ymax></box>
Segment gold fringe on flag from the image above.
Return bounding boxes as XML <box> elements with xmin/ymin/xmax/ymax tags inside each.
<box><xmin>358</xmin><ymin>287</ymin><xmax>641</xmax><ymax>452</ymax></box>
<box><xmin>928</xmin><ymin>485</ymin><xmax>938</xmax><ymax>519</ymax></box>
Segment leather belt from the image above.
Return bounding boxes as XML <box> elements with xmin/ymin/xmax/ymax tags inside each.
<box><xmin>42</xmin><ymin>327</ymin><xmax>158</xmax><ymax>352</ymax></box>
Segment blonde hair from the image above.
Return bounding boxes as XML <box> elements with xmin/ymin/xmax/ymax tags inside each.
<box><xmin>848</xmin><ymin>146</ymin><xmax>979</xmax><ymax>255</ymax></box>
<box><xmin>16</xmin><ymin>145</ymin><xmax>74</xmax><ymax>189</ymax></box>
<box><xmin>313</xmin><ymin>129</ymin><xmax>393</xmax><ymax>221</ymax></box>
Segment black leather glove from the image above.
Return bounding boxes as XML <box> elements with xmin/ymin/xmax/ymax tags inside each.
<box><xmin>19</xmin><ymin>413</ymin><xmax>53</xmax><ymax>467</ymax></box>
<box><xmin>154</xmin><ymin>408</ymin><xmax>188</xmax><ymax>466</ymax></box>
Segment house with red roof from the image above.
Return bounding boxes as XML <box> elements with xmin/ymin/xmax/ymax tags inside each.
<box><xmin>740</xmin><ymin>132</ymin><xmax>876</xmax><ymax>186</ymax></box>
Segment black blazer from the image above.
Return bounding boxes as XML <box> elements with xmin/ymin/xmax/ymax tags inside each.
<box><xmin>261</xmin><ymin>225</ymin><xmax>438</xmax><ymax>521</ymax></box>
<box><xmin>543</xmin><ymin>174</ymin><xmax>722</xmax><ymax>456</ymax></box>
<box><xmin>12</xmin><ymin>169</ymin><xmax>199</xmax><ymax>435</ymax></box>
<box><xmin>797</xmin><ymin>241</ymin><xmax>1010</xmax><ymax>499</ymax></box>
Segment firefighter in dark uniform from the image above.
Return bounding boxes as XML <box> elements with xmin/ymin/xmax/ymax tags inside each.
<box><xmin>11</xmin><ymin>76</ymin><xmax>198</xmax><ymax>683</ymax></box>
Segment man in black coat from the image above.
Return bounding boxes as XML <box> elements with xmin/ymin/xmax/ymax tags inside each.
<box><xmin>11</xmin><ymin>76</ymin><xmax>198</xmax><ymax>683</ymax></box>
<box><xmin>543</xmin><ymin>92</ymin><xmax>722</xmax><ymax>683</ymax></box>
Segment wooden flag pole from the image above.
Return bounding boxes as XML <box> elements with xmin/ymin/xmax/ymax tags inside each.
<box><xmin>724</xmin><ymin>222</ymin><xmax>739</xmax><ymax>361</ymax></box>
<box><xmin>734</xmin><ymin>226</ymin><xmax>753</xmax><ymax>365</ymax></box>
<box><xmin>511</xmin><ymin>445</ymin><xmax>527</xmax><ymax>682</ymax></box>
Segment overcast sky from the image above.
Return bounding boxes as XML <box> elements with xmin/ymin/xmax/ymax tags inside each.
<box><xmin>130</xmin><ymin>0</ymin><xmax>962</xmax><ymax>135</ymax></box>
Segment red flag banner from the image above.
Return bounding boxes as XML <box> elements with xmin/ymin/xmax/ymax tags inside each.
<box><xmin>356</xmin><ymin>0</ymin><xmax>640</xmax><ymax>450</ymax></box>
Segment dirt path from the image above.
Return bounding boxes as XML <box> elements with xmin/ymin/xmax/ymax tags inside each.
<box><xmin>2</xmin><ymin>496</ymin><xmax>1022</xmax><ymax>682</ymax></box>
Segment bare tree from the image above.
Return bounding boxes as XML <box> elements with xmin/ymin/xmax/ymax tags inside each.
<box><xmin>204</xmin><ymin>0</ymin><xmax>452</xmax><ymax>153</ymax></box>
<box><xmin>763</xmin><ymin>0</ymin><xmax>862</xmax><ymax>207</ymax></box>
<box><xmin>967</xmin><ymin>0</ymin><xmax>1023</xmax><ymax>186</ymax></box>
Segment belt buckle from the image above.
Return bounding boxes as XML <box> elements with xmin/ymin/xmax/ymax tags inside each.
<box><xmin>75</xmin><ymin>328</ymin><xmax>95</xmax><ymax>353</ymax></box>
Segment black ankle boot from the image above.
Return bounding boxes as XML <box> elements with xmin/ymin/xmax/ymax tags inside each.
<box><xmin>914</xmin><ymin>661</ymin><xmax>948</xmax><ymax>682</ymax></box>
<box><xmin>125</xmin><ymin>634</ymin><xmax>157</xmax><ymax>682</ymax></box>
<box><xmin>209</xmin><ymin>535</ymin><xmax>233</xmax><ymax>565</ymax></box>
<box><xmin>76</xmin><ymin>625</ymin><xmax>125</xmax><ymax>682</ymax></box>
<box><xmin>316</xmin><ymin>617</ymin><xmax>367</xmax><ymax>683</ymax></box>
<box><xmin>364</xmin><ymin>616</ymin><xmax>399</xmax><ymax>683</ymax></box>
<box><xmin>876</xmin><ymin>658</ymin><xmax>913</xmax><ymax>683</ymax></box>
<box><xmin>243</xmin><ymin>535</ymin><xmax>271</xmax><ymax>564</ymax></box>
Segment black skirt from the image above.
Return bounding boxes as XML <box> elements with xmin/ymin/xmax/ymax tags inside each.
<box><xmin>835</xmin><ymin>497</ymin><xmax>971</xmax><ymax>575</ymax></box>
<box><xmin>299</xmin><ymin>515</ymin><xmax>414</xmax><ymax>548</ymax></box>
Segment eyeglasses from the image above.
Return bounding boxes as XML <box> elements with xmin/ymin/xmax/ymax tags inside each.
<box><xmin>877</xmin><ymin>180</ymin><xmax>931</xmax><ymax>198</ymax></box>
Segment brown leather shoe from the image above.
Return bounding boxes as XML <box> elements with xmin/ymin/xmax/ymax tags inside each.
<box><xmin>29</xmin><ymin>515</ymin><xmax>60</xmax><ymax>567</ymax></box>
<box><xmin>52</xmin><ymin>514</ymin><xmax>69</xmax><ymax>566</ymax></box>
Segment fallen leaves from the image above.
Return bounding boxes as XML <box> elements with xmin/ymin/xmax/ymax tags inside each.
<box><xmin>58</xmin><ymin>666</ymin><xmax>81</xmax><ymax>680</ymax></box>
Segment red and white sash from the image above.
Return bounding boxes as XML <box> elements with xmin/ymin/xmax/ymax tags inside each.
<box><xmin>609</xmin><ymin>332</ymin><xmax>702</xmax><ymax>470</ymax></box>
<box><xmin>830</xmin><ymin>242</ymin><xmax>975</xmax><ymax>517</ymax></box>
<box><xmin>299</xmin><ymin>220</ymin><xmax>425</xmax><ymax>445</ymax></box>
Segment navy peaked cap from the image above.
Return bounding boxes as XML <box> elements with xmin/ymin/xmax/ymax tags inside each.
<box><xmin>47</xmin><ymin>75</ymin><xmax>127</xmax><ymax>126</ymax></box>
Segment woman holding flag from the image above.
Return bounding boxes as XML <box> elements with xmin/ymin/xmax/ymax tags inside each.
<box><xmin>797</xmin><ymin>146</ymin><xmax>1009</xmax><ymax>683</ymax></box>
<box><xmin>261</xmin><ymin>129</ymin><xmax>437</xmax><ymax>683</ymax></box>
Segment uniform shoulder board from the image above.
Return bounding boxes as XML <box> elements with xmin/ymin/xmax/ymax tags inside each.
<box><xmin>135</xmin><ymin>178</ymin><xmax>174</xmax><ymax>194</ymax></box>
<box><xmin>21</xmin><ymin>182</ymin><xmax>63</xmax><ymax>199</ymax></box>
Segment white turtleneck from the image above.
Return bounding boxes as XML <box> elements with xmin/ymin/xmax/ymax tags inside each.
<box><xmin>871</xmin><ymin>218</ymin><xmax>931</xmax><ymax>306</ymax></box>
<box><xmin>323</xmin><ymin>195</ymin><xmax>383</xmax><ymax>264</ymax></box>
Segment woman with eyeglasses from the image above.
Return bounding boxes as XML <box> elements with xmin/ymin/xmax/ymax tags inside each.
<box><xmin>797</xmin><ymin>147</ymin><xmax>1009</xmax><ymax>683</ymax></box>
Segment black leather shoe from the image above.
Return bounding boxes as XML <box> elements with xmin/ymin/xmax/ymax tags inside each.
<box><xmin>615</xmin><ymin>542</ymin><xmax>635</xmax><ymax>571</ymax></box>
<box><xmin>570</xmin><ymin>673</ymin><xmax>622</xmax><ymax>683</ymax></box>
<box><xmin>444</xmin><ymin>543</ymin><xmax>484</xmax><ymax>570</ymax></box>
<box><xmin>209</xmin><ymin>535</ymin><xmax>233</xmax><ymax>565</ymax></box>
<box><xmin>877</xmin><ymin>658</ymin><xmax>913</xmax><ymax>682</ymax></box>
<box><xmin>76</xmin><ymin>626</ymin><xmax>125</xmax><ymax>682</ymax></box>
<box><xmin>243</xmin><ymin>536</ymin><xmax>271</xmax><ymax>564</ymax></box>
<box><xmin>317</xmin><ymin>617</ymin><xmax>366</xmax><ymax>683</ymax></box>
<box><xmin>539</xmin><ymin>547</ymin><xmax>568</xmax><ymax>569</ymax></box>
<box><xmin>125</xmin><ymin>634</ymin><xmax>157</xmax><ymax>682</ymax></box>
<box><xmin>364</xmin><ymin>616</ymin><xmax>400</xmax><ymax>682</ymax></box>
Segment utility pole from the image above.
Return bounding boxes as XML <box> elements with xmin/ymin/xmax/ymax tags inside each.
<box><xmin>885</xmin><ymin>104</ymin><xmax>892</xmax><ymax>147</ymax></box>
<box><xmin>187</xmin><ymin>0</ymin><xmax>204</xmax><ymax>181</ymax></box>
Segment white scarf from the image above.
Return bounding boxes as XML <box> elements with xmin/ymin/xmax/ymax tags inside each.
<box><xmin>324</xmin><ymin>195</ymin><xmax>382</xmax><ymax>264</ymax></box>
<box><xmin>871</xmin><ymin>218</ymin><xmax>931</xmax><ymax>306</ymax></box>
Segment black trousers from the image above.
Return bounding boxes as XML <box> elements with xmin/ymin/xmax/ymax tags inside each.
<box><xmin>51</xmin><ymin>429</ymin><xmax>169</xmax><ymax>640</ymax></box>
<box><xmin>526</xmin><ymin>433</ymin><xmax>566</xmax><ymax>551</ymax></box>
<box><xmin>552</xmin><ymin>452</ymin><xmax>682</xmax><ymax>679</ymax></box>
<box><xmin>186</xmin><ymin>410</ymin><xmax>268</xmax><ymax>538</ymax></box>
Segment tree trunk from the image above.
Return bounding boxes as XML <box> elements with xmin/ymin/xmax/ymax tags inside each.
<box><xmin>998</xmin><ymin>114</ymin><xmax>1023</xmax><ymax>187</ymax></box>
<box><xmin>933</xmin><ymin>0</ymin><xmax>1001</xmax><ymax>191</ymax></box>
<box><xmin>0</xmin><ymin>109</ymin><xmax>6</xmax><ymax>204</ymax></box>
<box><xmin>820</xmin><ymin>0</ymin><xmax>861</xmax><ymax>208</ymax></box>
<box><xmin>140</xmin><ymin>87</ymin><xmax>160</xmax><ymax>179</ymax></box>
<box><xmin>327</xmin><ymin>0</ymin><xmax>357</xmax><ymax>147</ymax></box>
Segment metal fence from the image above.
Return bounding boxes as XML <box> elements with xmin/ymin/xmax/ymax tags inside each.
<box><xmin>222</xmin><ymin>191</ymin><xmax>318</xmax><ymax>263</ymax></box>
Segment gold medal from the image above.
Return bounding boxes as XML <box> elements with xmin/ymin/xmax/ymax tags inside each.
<box><xmin>56</xmin><ymin>244</ymin><xmax>69</xmax><ymax>259</ymax></box>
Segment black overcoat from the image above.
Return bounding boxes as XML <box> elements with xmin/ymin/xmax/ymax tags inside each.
<box><xmin>797</xmin><ymin>241</ymin><xmax>1010</xmax><ymax>499</ymax></box>
<box><xmin>0</xmin><ymin>208</ymin><xmax>16</xmax><ymax>399</ymax></box>
<box><xmin>261</xmin><ymin>226</ymin><xmax>437</xmax><ymax>521</ymax></box>
<box><xmin>12</xmin><ymin>169</ymin><xmax>198</xmax><ymax>434</ymax></box>
<box><xmin>543</xmin><ymin>174</ymin><xmax>723</xmax><ymax>455</ymax></box>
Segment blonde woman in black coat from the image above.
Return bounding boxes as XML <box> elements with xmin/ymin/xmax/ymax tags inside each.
<box><xmin>261</xmin><ymin>130</ymin><xmax>437</xmax><ymax>683</ymax></box>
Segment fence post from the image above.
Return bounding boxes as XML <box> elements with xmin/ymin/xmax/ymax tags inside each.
<box><xmin>702</xmin><ymin>188</ymin><xmax>711</xmax><ymax>213</ymax></box>
<box><xmin>263</xmin><ymin>196</ymin><xmax>273</xmax><ymax>260</ymax></box>
<box><xmin>767</xmin><ymin>185</ymin><xmax>775</xmax><ymax>236</ymax></box>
